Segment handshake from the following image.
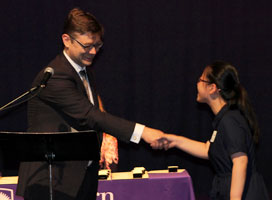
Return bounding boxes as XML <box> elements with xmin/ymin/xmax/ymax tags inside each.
<box><xmin>141</xmin><ymin>127</ymin><xmax>178</xmax><ymax>150</ymax></box>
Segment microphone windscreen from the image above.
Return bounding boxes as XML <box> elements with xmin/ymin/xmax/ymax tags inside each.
<box><xmin>44</xmin><ymin>67</ymin><xmax>54</xmax><ymax>75</ymax></box>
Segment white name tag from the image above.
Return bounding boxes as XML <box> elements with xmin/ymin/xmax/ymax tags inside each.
<box><xmin>210</xmin><ymin>130</ymin><xmax>217</xmax><ymax>143</ymax></box>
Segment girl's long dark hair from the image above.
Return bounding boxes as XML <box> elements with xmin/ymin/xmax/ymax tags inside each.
<box><xmin>206</xmin><ymin>61</ymin><xmax>259</xmax><ymax>143</ymax></box>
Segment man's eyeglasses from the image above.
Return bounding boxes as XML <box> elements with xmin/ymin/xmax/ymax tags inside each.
<box><xmin>198</xmin><ymin>78</ymin><xmax>212</xmax><ymax>84</ymax></box>
<box><xmin>68</xmin><ymin>34</ymin><xmax>103</xmax><ymax>51</ymax></box>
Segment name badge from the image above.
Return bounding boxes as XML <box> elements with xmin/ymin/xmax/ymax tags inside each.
<box><xmin>210</xmin><ymin>130</ymin><xmax>217</xmax><ymax>143</ymax></box>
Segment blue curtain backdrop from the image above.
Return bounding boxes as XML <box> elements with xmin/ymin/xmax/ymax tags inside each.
<box><xmin>0</xmin><ymin>1</ymin><xmax>271</xmax><ymax>199</ymax></box>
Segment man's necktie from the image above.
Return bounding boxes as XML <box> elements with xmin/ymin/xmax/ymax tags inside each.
<box><xmin>79</xmin><ymin>70</ymin><xmax>93</xmax><ymax>104</ymax></box>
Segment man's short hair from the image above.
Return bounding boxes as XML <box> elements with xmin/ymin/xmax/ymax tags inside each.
<box><xmin>63</xmin><ymin>8</ymin><xmax>104</xmax><ymax>38</ymax></box>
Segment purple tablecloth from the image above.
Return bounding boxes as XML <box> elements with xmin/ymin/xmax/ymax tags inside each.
<box><xmin>0</xmin><ymin>170</ymin><xmax>195</xmax><ymax>200</ymax></box>
<box><xmin>97</xmin><ymin>170</ymin><xmax>195</xmax><ymax>200</ymax></box>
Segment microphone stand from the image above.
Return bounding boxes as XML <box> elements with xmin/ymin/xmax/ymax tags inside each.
<box><xmin>0</xmin><ymin>84</ymin><xmax>54</xmax><ymax>199</ymax></box>
<box><xmin>0</xmin><ymin>85</ymin><xmax>44</xmax><ymax>112</ymax></box>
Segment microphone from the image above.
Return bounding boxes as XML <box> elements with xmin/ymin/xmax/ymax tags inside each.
<box><xmin>40</xmin><ymin>67</ymin><xmax>54</xmax><ymax>87</ymax></box>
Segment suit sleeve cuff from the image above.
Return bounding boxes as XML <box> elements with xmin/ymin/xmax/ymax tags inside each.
<box><xmin>130</xmin><ymin>123</ymin><xmax>145</xmax><ymax>144</ymax></box>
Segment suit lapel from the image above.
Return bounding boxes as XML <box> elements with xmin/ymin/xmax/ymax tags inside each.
<box><xmin>86</xmin><ymin>69</ymin><xmax>99</xmax><ymax>107</ymax></box>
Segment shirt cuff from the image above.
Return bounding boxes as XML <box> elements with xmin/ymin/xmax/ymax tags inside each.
<box><xmin>130</xmin><ymin>123</ymin><xmax>145</xmax><ymax>144</ymax></box>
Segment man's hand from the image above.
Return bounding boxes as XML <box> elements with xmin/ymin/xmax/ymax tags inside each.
<box><xmin>150</xmin><ymin>134</ymin><xmax>178</xmax><ymax>150</ymax></box>
<box><xmin>141</xmin><ymin>127</ymin><xmax>164</xmax><ymax>146</ymax></box>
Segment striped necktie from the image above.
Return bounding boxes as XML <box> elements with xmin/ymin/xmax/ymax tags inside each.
<box><xmin>79</xmin><ymin>70</ymin><xmax>93</xmax><ymax>104</ymax></box>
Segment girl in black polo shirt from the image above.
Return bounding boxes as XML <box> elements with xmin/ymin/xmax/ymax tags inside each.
<box><xmin>155</xmin><ymin>61</ymin><xmax>269</xmax><ymax>200</ymax></box>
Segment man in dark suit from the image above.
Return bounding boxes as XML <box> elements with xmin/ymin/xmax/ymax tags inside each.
<box><xmin>16</xmin><ymin>8</ymin><xmax>164</xmax><ymax>200</ymax></box>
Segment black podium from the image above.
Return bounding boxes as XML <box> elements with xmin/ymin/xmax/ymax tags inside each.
<box><xmin>0</xmin><ymin>130</ymin><xmax>100</xmax><ymax>200</ymax></box>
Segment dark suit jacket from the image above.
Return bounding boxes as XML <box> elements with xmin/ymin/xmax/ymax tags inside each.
<box><xmin>16</xmin><ymin>53</ymin><xmax>136</xmax><ymax>198</ymax></box>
